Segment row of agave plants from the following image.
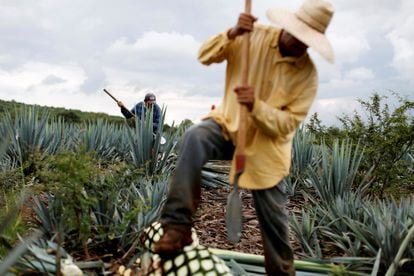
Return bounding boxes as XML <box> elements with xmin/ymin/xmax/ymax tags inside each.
<box><xmin>0</xmin><ymin>106</ymin><xmax>182</xmax><ymax>274</ymax></box>
<box><xmin>0</xmin><ymin>106</ymin><xmax>181</xmax><ymax>175</ymax></box>
<box><xmin>286</xmin><ymin>130</ymin><xmax>414</xmax><ymax>275</ymax></box>
<box><xmin>0</xmin><ymin>106</ymin><xmax>413</xmax><ymax>275</ymax></box>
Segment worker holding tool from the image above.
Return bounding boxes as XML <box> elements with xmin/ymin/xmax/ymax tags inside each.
<box><xmin>117</xmin><ymin>92</ymin><xmax>162</xmax><ymax>133</ymax></box>
<box><xmin>153</xmin><ymin>0</ymin><xmax>334</xmax><ymax>274</ymax></box>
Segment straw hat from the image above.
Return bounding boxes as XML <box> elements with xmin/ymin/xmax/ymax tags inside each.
<box><xmin>266</xmin><ymin>0</ymin><xmax>334</xmax><ymax>63</ymax></box>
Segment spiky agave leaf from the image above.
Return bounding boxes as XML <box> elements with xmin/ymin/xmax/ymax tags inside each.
<box><xmin>0</xmin><ymin>132</ymin><xmax>17</xmax><ymax>171</ymax></box>
<box><xmin>385</xmin><ymin>224</ymin><xmax>414</xmax><ymax>276</ymax></box>
<box><xmin>306</xmin><ymin>139</ymin><xmax>371</xmax><ymax>203</ymax></box>
<box><xmin>284</xmin><ymin>128</ymin><xmax>321</xmax><ymax>196</ymax></box>
<box><xmin>339</xmin><ymin>197</ymin><xmax>414</xmax><ymax>273</ymax></box>
<box><xmin>32</xmin><ymin>194</ymin><xmax>67</xmax><ymax>240</ymax></box>
<box><xmin>125</xmin><ymin>105</ymin><xmax>178</xmax><ymax>177</ymax></box>
<box><xmin>2</xmin><ymin>106</ymin><xmax>65</xmax><ymax>166</ymax></box>
<box><xmin>117</xmin><ymin>177</ymin><xmax>169</xmax><ymax>250</ymax></box>
<box><xmin>0</xmin><ymin>232</ymin><xmax>42</xmax><ymax>275</ymax></box>
<box><xmin>13</xmin><ymin>238</ymin><xmax>111</xmax><ymax>275</ymax></box>
<box><xmin>291</xmin><ymin>128</ymin><xmax>319</xmax><ymax>174</ymax></box>
<box><xmin>290</xmin><ymin>209</ymin><xmax>323</xmax><ymax>258</ymax></box>
<box><xmin>11</xmin><ymin>239</ymin><xmax>78</xmax><ymax>275</ymax></box>
<box><xmin>316</xmin><ymin>192</ymin><xmax>366</xmax><ymax>234</ymax></box>
<box><xmin>0</xmin><ymin>130</ymin><xmax>10</xmax><ymax>162</ymax></box>
<box><xmin>77</xmin><ymin>119</ymin><xmax>124</xmax><ymax>162</ymax></box>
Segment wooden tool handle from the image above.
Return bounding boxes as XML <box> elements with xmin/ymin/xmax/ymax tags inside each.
<box><xmin>236</xmin><ymin>0</ymin><xmax>251</xmax><ymax>172</ymax></box>
<box><xmin>242</xmin><ymin>0</ymin><xmax>252</xmax><ymax>88</ymax></box>
<box><xmin>103</xmin><ymin>89</ymin><xmax>135</xmax><ymax>118</ymax></box>
<box><xmin>103</xmin><ymin>89</ymin><xmax>119</xmax><ymax>103</ymax></box>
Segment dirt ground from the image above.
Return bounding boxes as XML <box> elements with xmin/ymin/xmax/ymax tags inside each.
<box><xmin>193</xmin><ymin>186</ymin><xmax>303</xmax><ymax>258</ymax></box>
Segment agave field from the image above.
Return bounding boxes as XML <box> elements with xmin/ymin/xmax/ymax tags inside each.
<box><xmin>0</xmin><ymin>103</ymin><xmax>413</xmax><ymax>275</ymax></box>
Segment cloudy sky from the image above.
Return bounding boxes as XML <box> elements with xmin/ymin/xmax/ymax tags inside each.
<box><xmin>0</xmin><ymin>0</ymin><xmax>413</xmax><ymax>125</ymax></box>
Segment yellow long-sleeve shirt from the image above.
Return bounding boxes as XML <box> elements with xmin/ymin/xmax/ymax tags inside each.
<box><xmin>199</xmin><ymin>24</ymin><xmax>318</xmax><ymax>190</ymax></box>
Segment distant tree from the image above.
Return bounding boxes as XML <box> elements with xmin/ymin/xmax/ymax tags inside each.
<box><xmin>306</xmin><ymin>112</ymin><xmax>342</xmax><ymax>144</ymax></box>
<box><xmin>336</xmin><ymin>92</ymin><xmax>413</xmax><ymax>196</ymax></box>
<box><xmin>57</xmin><ymin>110</ymin><xmax>81</xmax><ymax>123</ymax></box>
<box><xmin>163</xmin><ymin>119</ymin><xmax>194</xmax><ymax>136</ymax></box>
<box><xmin>163</xmin><ymin>123</ymin><xmax>176</xmax><ymax>134</ymax></box>
<box><xmin>179</xmin><ymin>119</ymin><xmax>193</xmax><ymax>129</ymax></box>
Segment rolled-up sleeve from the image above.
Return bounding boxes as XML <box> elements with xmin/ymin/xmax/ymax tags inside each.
<box><xmin>198</xmin><ymin>30</ymin><xmax>239</xmax><ymax>65</ymax></box>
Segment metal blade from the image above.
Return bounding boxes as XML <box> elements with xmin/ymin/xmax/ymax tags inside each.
<box><xmin>225</xmin><ymin>174</ymin><xmax>243</xmax><ymax>244</ymax></box>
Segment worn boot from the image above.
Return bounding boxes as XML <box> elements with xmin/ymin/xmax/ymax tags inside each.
<box><xmin>153</xmin><ymin>224</ymin><xmax>193</xmax><ymax>256</ymax></box>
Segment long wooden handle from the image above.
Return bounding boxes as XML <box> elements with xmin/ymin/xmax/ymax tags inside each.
<box><xmin>104</xmin><ymin>89</ymin><xmax>135</xmax><ymax>118</ymax></box>
<box><xmin>235</xmin><ymin>0</ymin><xmax>251</xmax><ymax>173</ymax></box>
<box><xmin>103</xmin><ymin>89</ymin><xmax>119</xmax><ymax>103</ymax></box>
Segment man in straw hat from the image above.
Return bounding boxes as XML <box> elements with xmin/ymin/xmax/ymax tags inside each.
<box><xmin>154</xmin><ymin>0</ymin><xmax>334</xmax><ymax>274</ymax></box>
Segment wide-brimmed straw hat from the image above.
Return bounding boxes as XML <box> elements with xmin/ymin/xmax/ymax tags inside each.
<box><xmin>266</xmin><ymin>0</ymin><xmax>334</xmax><ymax>63</ymax></box>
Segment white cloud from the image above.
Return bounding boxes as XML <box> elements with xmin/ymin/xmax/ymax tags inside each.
<box><xmin>333</xmin><ymin>0</ymin><xmax>400</xmax><ymax>13</ymax></box>
<box><xmin>316</xmin><ymin>65</ymin><xmax>378</xmax><ymax>104</ymax></box>
<box><xmin>330</xmin><ymin>33</ymin><xmax>370</xmax><ymax>64</ymax></box>
<box><xmin>345</xmin><ymin>67</ymin><xmax>375</xmax><ymax>81</ymax></box>
<box><xmin>308</xmin><ymin>96</ymin><xmax>360</xmax><ymax>126</ymax></box>
<box><xmin>108</xmin><ymin>31</ymin><xmax>200</xmax><ymax>58</ymax></box>
<box><xmin>387</xmin><ymin>14</ymin><xmax>414</xmax><ymax>82</ymax></box>
<box><xmin>0</xmin><ymin>62</ymin><xmax>86</xmax><ymax>107</ymax></box>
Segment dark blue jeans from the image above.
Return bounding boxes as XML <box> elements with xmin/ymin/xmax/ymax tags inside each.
<box><xmin>160</xmin><ymin>119</ymin><xmax>295</xmax><ymax>275</ymax></box>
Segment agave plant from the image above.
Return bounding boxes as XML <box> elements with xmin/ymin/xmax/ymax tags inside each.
<box><xmin>0</xmin><ymin>233</ymin><xmax>42</xmax><ymax>276</ymax></box>
<box><xmin>311</xmin><ymin>196</ymin><xmax>414</xmax><ymax>274</ymax></box>
<box><xmin>76</xmin><ymin>119</ymin><xmax>124</xmax><ymax>162</ymax></box>
<box><xmin>316</xmin><ymin>192</ymin><xmax>366</xmax><ymax>235</ymax></box>
<box><xmin>342</xmin><ymin>197</ymin><xmax>414</xmax><ymax>272</ymax></box>
<box><xmin>385</xmin><ymin>223</ymin><xmax>414</xmax><ymax>276</ymax></box>
<box><xmin>291</xmin><ymin>128</ymin><xmax>319</xmax><ymax>174</ymax></box>
<box><xmin>0</xmin><ymin>131</ymin><xmax>9</xmax><ymax>161</ymax></box>
<box><xmin>284</xmin><ymin>128</ymin><xmax>320</xmax><ymax>195</ymax></box>
<box><xmin>32</xmin><ymin>164</ymin><xmax>169</xmax><ymax>260</ymax></box>
<box><xmin>125</xmin><ymin>106</ymin><xmax>178</xmax><ymax>176</ymax></box>
<box><xmin>306</xmin><ymin>139</ymin><xmax>371</xmax><ymax>203</ymax></box>
<box><xmin>61</xmin><ymin>123</ymin><xmax>82</xmax><ymax>152</ymax></box>
<box><xmin>290</xmin><ymin>208</ymin><xmax>323</xmax><ymax>258</ymax></box>
<box><xmin>1</xmin><ymin>107</ymin><xmax>65</xmax><ymax>168</ymax></box>
<box><xmin>10</xmin><ymin>239</ymin><xmax>95</xmax><ymax>275</ymax></box>
<box><xmin>0</xmin><ymin>134</ymin><xmax>17</xmax><ymax>171</ymax></box>
<box><xmin>314</xmin><ymin>193</ymin><xmax>369</xmax><ymax>271</ymax></box>
<box><xmin>32</xmin><ymin>194</ymin><xmax>64</xmax><ymax>240</ymax></box>
<box><xmin>44</xmin><ymin>117</ymin><xmax>68</xmax><ymax>156</ymax></box>
<box><xmin>116</xmin><ymin>176</ymin><xmax>169</xmax><ymax>251</ymax></box>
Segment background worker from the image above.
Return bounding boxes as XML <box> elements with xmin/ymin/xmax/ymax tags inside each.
<box><xmin>117</xmin><ymin>92</ymin><xmax>161</xmax><ymax>133</ymax></box>
<box><xmin>153</xmin><ymin>0</ymin><xmax>335</xmax><ymax>275</ymax></box>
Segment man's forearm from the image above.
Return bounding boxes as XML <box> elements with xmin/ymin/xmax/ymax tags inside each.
<box><xmin>120</xmin><ymin>106</ymin><xmax>134</xmax><ymax>119</ymax></box>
